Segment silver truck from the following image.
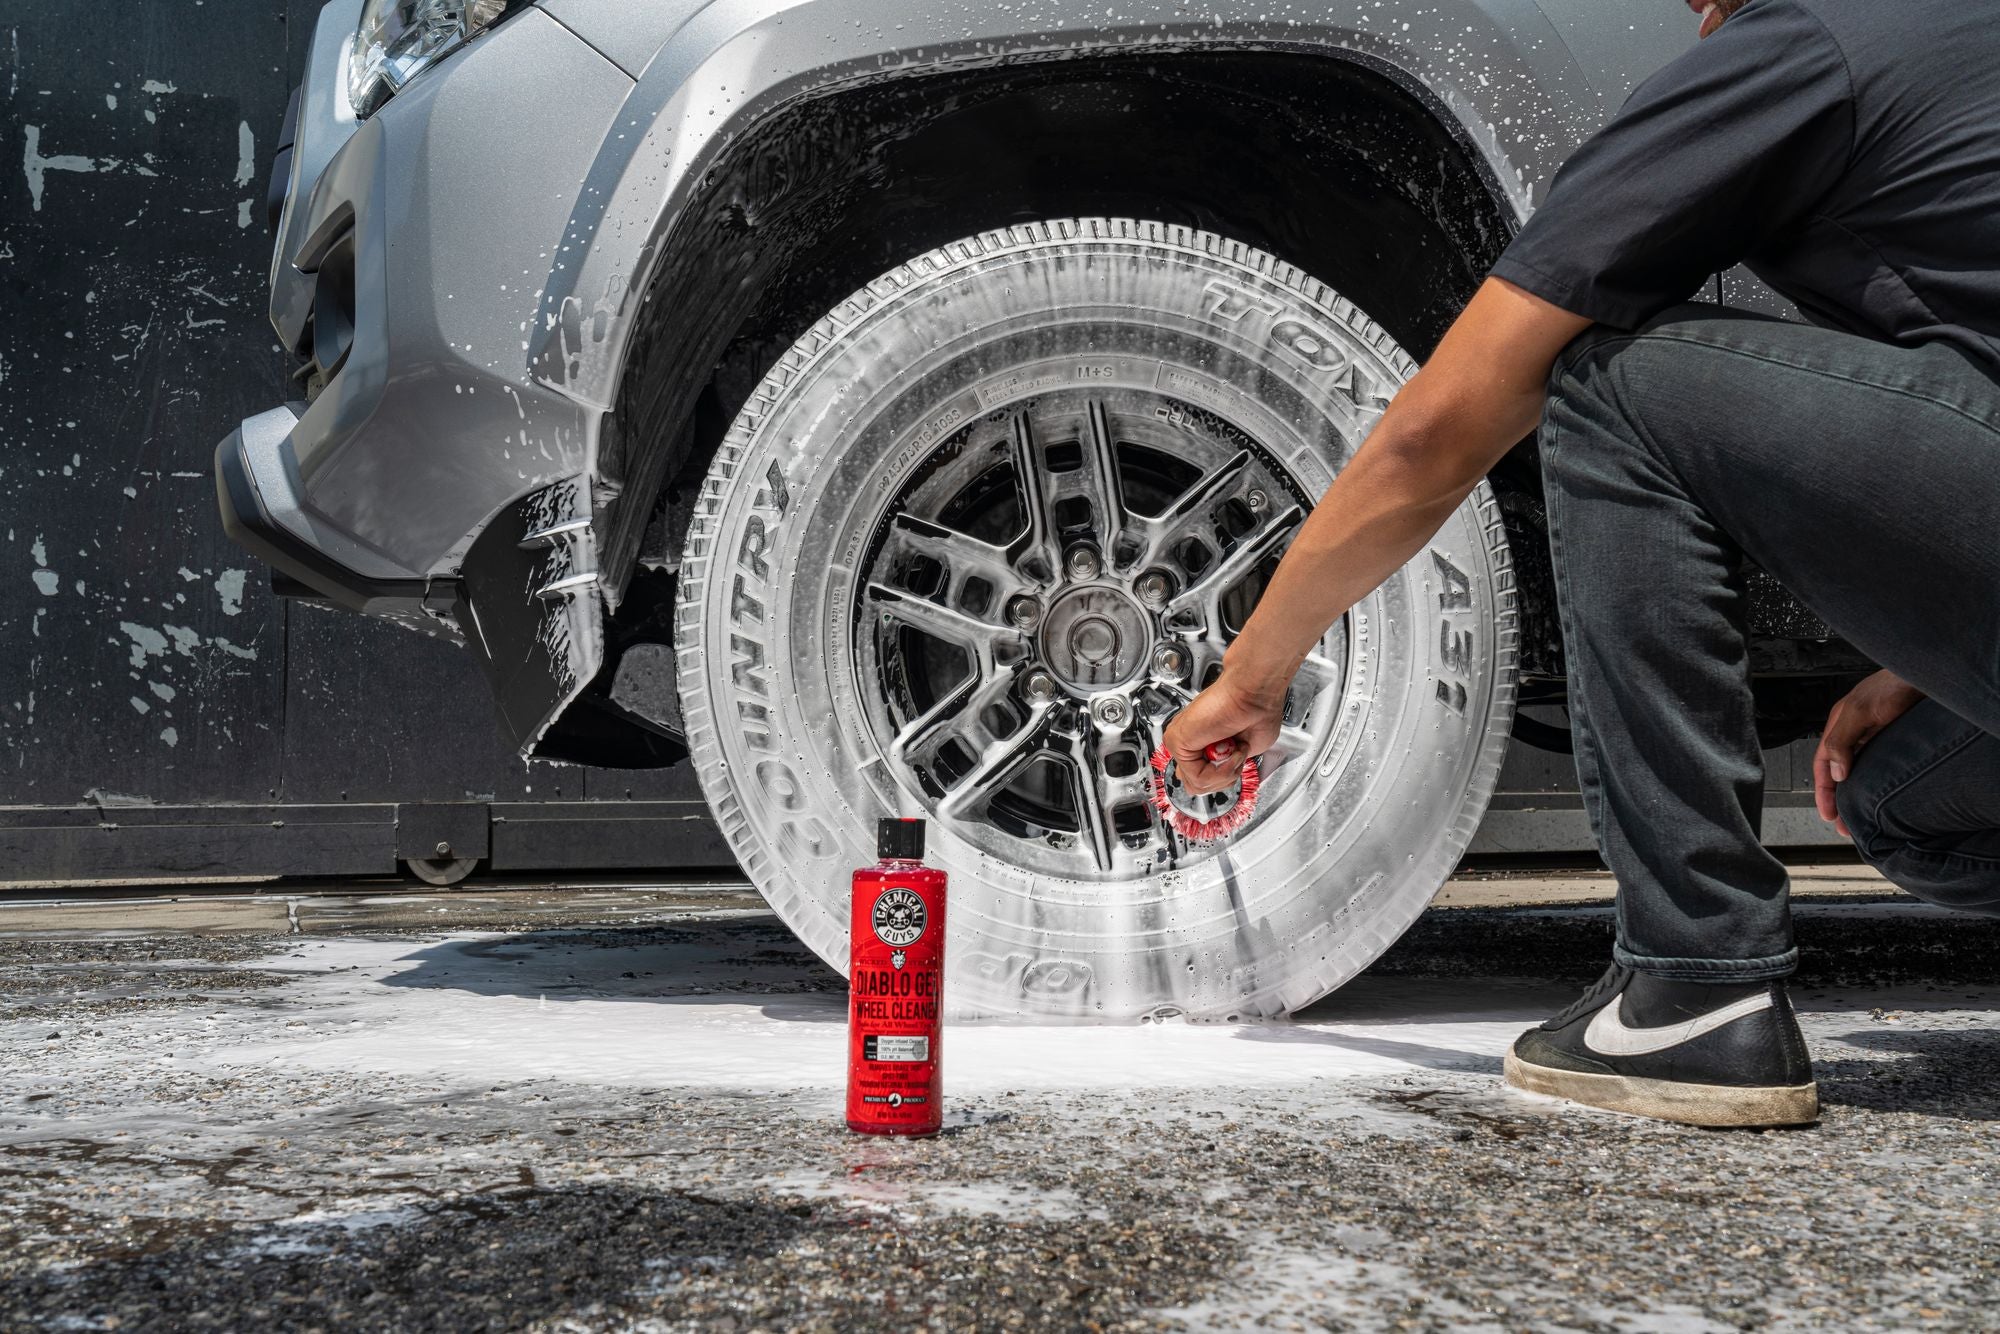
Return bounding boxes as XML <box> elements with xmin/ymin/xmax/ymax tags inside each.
<box><xmin>218</xmin><ymin>0</ymin><xmax>1850</xmax><ymax>1020</ymax></box>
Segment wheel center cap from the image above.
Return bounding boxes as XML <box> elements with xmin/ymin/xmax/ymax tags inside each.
<box><xmin>1042</xmin><ymin>587</ymin><xmax>1150</xmax><ymax>689</ymax></box>
<box><xmin>1072</xmin><ymin>617</ymin><xmax>1117</xmax><ymax>664</ymax></box>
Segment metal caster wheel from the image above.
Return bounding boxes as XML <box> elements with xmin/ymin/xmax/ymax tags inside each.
<box><xmin>401</xmin><ymin>855</ymin><xmax>481</xmax><ymax>886</ymax></box>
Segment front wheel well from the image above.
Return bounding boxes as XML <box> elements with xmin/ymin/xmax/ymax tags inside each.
<box><xmin>593</xmin><ymin>50</ymin><xmax>1530</xmax><ymax>765</ymax></box>
<box><xmin>609</xmin><ymin>48</ymin><xmax>1519</xmax><ymax>577</ymax></box>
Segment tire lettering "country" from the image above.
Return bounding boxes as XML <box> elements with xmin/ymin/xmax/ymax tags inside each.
<box><xmin>728</xmin><ymin>459</ymin><xmax>832</xmax><ymax>860</ymax></box>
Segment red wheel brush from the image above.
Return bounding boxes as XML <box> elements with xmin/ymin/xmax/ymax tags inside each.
<box><xmin>1148</xmin><ymin>740</ymin><xmax>1262</xmax><ymax>843</ymax></box>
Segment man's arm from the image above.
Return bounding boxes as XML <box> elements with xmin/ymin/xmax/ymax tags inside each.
<box><xmin>1164</xmin><ymin>277</ymin><xmax>1592</xmax><ymax>792</ymax></box>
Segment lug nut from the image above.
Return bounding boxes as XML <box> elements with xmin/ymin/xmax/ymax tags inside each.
<box><xmin>1024</xmin><ymin>670</ymin><xmax>1058</xmax><ymax>704</ymax></box>
<box><xmin>1153</xmin><ymin>645</ymin><xmax>1188</xmax><ymax>680</ymax></box>
<box><xmin>435</xmin><ymin>841</ymin><xmax>453</xmax><ymax>858</ymax></box>
<box><xmin>1135</xmin><ymin>571</ymin><xmax>1172</xmax><ymax>606</ymax></box>
<box><xmin>1065</xmin><ymin>546</ymin><xmax>1101</xmax><ymax>581</ymax></box>
<box><xmin>1246</xmin><ymin>488</ymin><xmax>1269</xmax><ymax>512</ymax></box>
<box><xmin>1091</xmin><ymin>695</ymin><xmax>1131</xmax><ymax>727</ymax></box>
<box><xmin>1007</xmin><ymin>595</ymin><xmax>1042</xmax><ymax>629</ymax></box>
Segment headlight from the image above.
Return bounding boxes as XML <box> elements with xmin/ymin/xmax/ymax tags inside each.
<box><xmin>348</xmin><ymin>0</ymin><xmax>524</xmax><ymax>117</ymax></box>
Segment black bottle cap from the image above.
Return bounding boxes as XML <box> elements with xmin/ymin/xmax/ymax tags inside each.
<box><xmin>877</xmin><ymin>817</ymin><xmax>926</xmax><ymax>861</ymax></box>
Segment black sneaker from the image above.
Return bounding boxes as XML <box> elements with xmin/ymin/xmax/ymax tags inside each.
<box><xmin>1504</xmin><ymin>965</ymin><xmax>1818</xmax><ymax>1127</ymax></box>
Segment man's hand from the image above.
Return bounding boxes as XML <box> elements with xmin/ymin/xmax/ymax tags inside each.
<box><xmin>1161</xmin><ymin>674</ymin><xmax>1285</xmax><ymax>796</ymax></box>
<box><xmin>1813</xmin><ymin>669</ymin><xmax>1926</xmax><ymax>836</ymax></box>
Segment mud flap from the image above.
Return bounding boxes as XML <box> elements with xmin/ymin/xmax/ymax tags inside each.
<box><xmin>457</xmin><ymin>476</ymin><xmax>688</xmax><ymax>766</ymax></box>
<box><xmin>457</xmin><ymin>476</ymin><xmax>606</xmax><ymax>757</ymax></box>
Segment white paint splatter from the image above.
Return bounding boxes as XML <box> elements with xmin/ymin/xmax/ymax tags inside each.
<box><xmin>177</xmin><ymin>567</ymin><xmax>200</xmax><ymax>582</ymax></box>
<box><xmin>214</xmin><ymin>568</ymin><xmax>246</xmax><ymax>615</ymax></box>
<box><xmin>234</xmin><ymin>121</ymin><xmax>254</xmax><ymax>185</ymax></box>
<box><xmin>140</xmin><ymin>79</ymin><xmax>176</xmax><ymax>95</ymax></box>
<box><xmin>148</xmin><ymin>681</ymin><xmax>176</xmax><ymax>702</ymax></box>
<box><xmin>213</xmin><ymin>637</ymin><xmax>257</xmax><ymax>660</ymax></box>
<box><xmin>160</xmin><ymin>726</ymin><xmax>178</xmax><ymax>748</ymax></box>
<box><xmin>118</xmin><ymin>621</ymin><xmax>169</xmax><ymax>668</ymax></box>
<box><xmin>129</xmin><ymin>695</ymin><xmax>150</xmax><ymax>715</ymax></box>
<box><xmin>21</xmin><ymin>125</ymin><xmax>97</xmax><ymax>212</ymax></box>
<box><xmin>232</xmin><ymin>120</ymin><xmax>257</xmax><ymax>228</ymax></box>
<box><xmin>28</xmin><ymin>533</ymin><xmax>56</xmax><ymax>594</ymax></box>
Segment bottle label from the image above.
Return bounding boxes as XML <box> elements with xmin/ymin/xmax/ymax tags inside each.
<box><xmin>863</xmin><ymin>1034</ymin><xmax>930</xmax><ymax>1062</ymax></box>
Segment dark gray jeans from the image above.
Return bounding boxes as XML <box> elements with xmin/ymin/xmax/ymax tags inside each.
<box><xmin>1542</xmin><ymin>306</ymin><xmax>2000</xmax><ymax>981</ymax></box>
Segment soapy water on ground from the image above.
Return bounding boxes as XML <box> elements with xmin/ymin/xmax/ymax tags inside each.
<box><xmin>3</xmin><ymin>887</ymin><xmax>1997</xmax><ymax>1330</ymax></box>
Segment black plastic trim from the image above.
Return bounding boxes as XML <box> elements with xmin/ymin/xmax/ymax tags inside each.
<box><xmin>267</xmin><ymin>85</ymin><xmax>300</xmax><ymax>234</ymax></box>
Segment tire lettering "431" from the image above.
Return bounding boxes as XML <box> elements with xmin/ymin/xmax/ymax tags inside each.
<box><xmin>1432</xmin><ymin>550</ymin><xmax>1474</xmax><ymax>715</ymax></box>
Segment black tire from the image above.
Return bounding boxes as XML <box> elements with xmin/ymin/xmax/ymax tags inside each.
<box><xmin>677</xmin><ymin>219</ymin><xmax>1515</xmax><ymax>1020</ymax></box>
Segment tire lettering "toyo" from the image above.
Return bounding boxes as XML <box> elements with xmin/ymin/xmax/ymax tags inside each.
<box><xmin>728</xmin><ymin>460</ymin><xmax>832</xmax><ymax>859</ymax></box>
<box><xmin>1200</xmin><ymin>280</ymin><xmax>1391</xmax><ymax>413</ymax></box>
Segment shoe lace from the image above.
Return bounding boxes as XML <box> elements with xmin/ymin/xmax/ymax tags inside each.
<box><xmin>1544</xmin><ymin>963</ymin><xmax>1633</xmax><ymax>1030</ymax></box>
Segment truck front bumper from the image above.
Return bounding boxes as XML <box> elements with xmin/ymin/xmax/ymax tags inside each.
<box><xmin>212</xmin><ymin>1</ymin><xmax>650</xmax><ymax>753</ymax></box>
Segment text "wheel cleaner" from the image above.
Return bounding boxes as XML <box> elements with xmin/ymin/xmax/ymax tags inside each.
<box><xmin>847</xmin><ymin>817</ymin><xmax>946</xmax><ymax>1136</ymax></box>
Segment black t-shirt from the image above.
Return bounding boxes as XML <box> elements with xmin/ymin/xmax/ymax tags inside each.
<box><xmin>1492</xmin><ymin>0</ymin><xmax>2000</xmax><ymax>379</ymax></box>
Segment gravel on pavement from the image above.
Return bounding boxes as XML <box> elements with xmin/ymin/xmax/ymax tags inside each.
<box><xmin>2</xmin><ymin>873</ymin><xmax>1996</xmax><ymax>1331</ymax></box>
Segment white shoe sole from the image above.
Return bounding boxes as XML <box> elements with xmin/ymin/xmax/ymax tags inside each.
<box><xmin>1504</xmin><ymin>1048</ymin><xmax>1819</xmax><ymax>1128</ymax></box>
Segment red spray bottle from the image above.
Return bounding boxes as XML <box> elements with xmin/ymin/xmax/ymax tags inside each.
<box><xmin>847</xmin><ymin>817</ymin><xmax>946</xmax><ymax>1136</ymax></box>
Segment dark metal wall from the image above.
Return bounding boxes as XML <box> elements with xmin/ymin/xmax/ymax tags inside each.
<box><xmin>0</xmin><ymin>2</ymin><xmax>1833</xmax><ymax>880</ymax></box>
<box><xmin>0</xmin><ymin>1</ymin><xmax>725</xmax><ymax>880</ymax></box>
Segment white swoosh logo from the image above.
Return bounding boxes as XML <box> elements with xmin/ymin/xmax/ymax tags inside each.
<box><xmin>1583</xmin><ymin>991</ymin><xmax>1773</xmax><ymax>1058</ymax></box>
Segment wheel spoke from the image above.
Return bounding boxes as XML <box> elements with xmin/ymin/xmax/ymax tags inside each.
<box><xmin>1294</xmin><ymin>650</ymin><xmax>1344</xmax><ymax>694</ymax></box>
<box><xmin>1168</xmin><ymin>504</ymin><xmax>1304</xmax><ymax>629</ymax></box>
<box><xmin>1082</xmin><ymin>399</ymin><xmax>1128</xmax><ymax>562</ymax></box>
<box><xmin>886</xmin><ymin>512</ymin><xmax>1018</xmax><ymax>592</ymax></box>
<box><xmin>888</xmin><ymin>665</ymin><xmax>1020</xmax><ymax>768</ymax></box>
<box><xmin>864</xmin><ymin>581</ymin><xmax>1023</xmax><ymax>660</ymax></box>
<box><xmin>1260</xmin><ymin>723</ymin><xmax>1322</xmax><ymax>770</ymax></box>
<box><xmin>1138</xmin><ymin>449</ymin><xmax>1252</xmax><ymax>566</ymax></box>
<box><xmin>937</xmin><ymin>706</ymin><xmax>1054</xmax><ymax>821</ymax></box>
<box><xmin>1062</xmin><ymin>743</ymin><xmax>1122</xmax><ymax>875</ymax></box>
<box><xmin>1007</xmin><ymin>412</ymin><xmax>1060</xmax><ymax>581</ymax></box>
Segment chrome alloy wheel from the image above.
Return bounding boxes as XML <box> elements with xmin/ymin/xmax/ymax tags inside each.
<box><xmin>856</xmin><ymin>387</ymin><xmax>1345</xmax><ymax>882</ymax></box>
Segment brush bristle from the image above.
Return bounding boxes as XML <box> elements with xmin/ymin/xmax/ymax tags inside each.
<box><xmin>1146</xmin><ymin>744</ymin><xmax>1261</xmax><ymax>843</ymax></box>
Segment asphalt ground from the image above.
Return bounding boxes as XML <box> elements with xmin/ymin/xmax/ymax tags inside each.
<box><xmin>2</xmin><ymin>867</ymin><xmax>1996</xmax><ymax>1332</ymax></box>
